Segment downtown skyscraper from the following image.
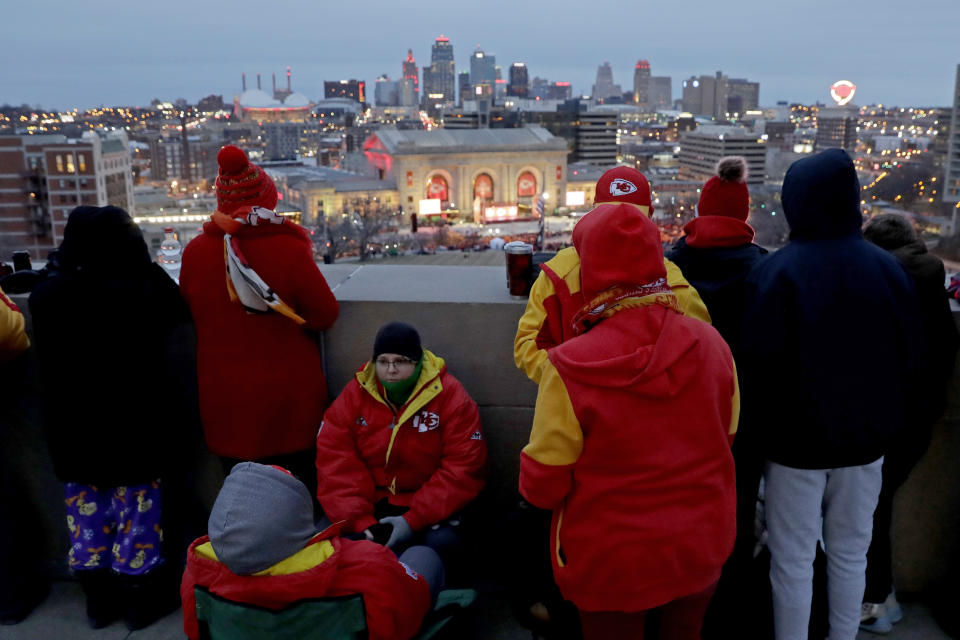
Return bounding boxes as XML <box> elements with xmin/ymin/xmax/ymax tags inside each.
<box><xmin>422</xmin><ymin>35</ymin><xmax>455</xmax><ymax>108</ymax></box>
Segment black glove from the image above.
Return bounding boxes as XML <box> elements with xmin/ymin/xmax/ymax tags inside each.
<box><xmin>364</xmin><ymin>522</ymin><xmax>394</xmax><ymax>546</ymax></box>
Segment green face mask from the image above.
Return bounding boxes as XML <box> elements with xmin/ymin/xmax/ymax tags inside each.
<box><xmin>379</xmin><ymin>357</ymin><xmax>424</xmax><ymax>408</ymax></box>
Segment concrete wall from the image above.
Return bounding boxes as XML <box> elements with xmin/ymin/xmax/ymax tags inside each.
<box><xmin>4</xmin><ymin>266</ymin><xmax>960</xmax><ymax>596</ymax></box>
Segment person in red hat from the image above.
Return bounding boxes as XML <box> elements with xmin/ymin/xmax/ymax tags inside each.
<box><xmin>180</xmin><ymin>145</ymin><xmax>339</xmax><ymax>498</ymax></box>
<box><xmin>667</xmin><ymin>156</ymin><xmax>767</xmax><ymax>349</ymax></box>
<box><xmin>520</xmin><ymin>202</ymin><xmax>738</xmax><ymax>640</ymax></box>
<box><xmin>665</xmin><ymin>156</ymin><xmax>768</xmax><ymax>638</ymax></box>
<box><xmin>510</xmin><ymin>166</ymin><xmax>711</xmax><ymax>634</ymax></box>
<box><xmin>514</xmin><ymin>166</ymin><xmax>710</xmax><ymax>385</ymax></box>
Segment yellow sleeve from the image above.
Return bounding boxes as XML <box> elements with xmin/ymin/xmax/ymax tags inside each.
<box><xmin>520</xmin><ymin>358</ymin><xmax>583</xmax><ymax>509</ymax></box>
<box><xmin>0</xmin><ymin>288</ymin><xmax>29</xmax><ymax>361</ymax></box>
<box><xmin>664</xmin><ymin>258</ymin><xmax>712</xmax><ymax>324</ymax></box>
<box><xmin>523</xmin><ymin>359</ymin><xmax>583</xmax><ymax>466</ymax></box>
<box><xmin>513</xmin><ymin>270</ymin><xmax>557</xmax><ymax>384</ymax></box>
<box><xmin>729</xmin><ymin>360</ymin><xmax>740</xmax><ymax>437</ymax></box>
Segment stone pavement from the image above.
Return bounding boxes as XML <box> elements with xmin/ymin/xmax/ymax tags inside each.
<box><xmin>2</xmin><ymin>579</ymin><xmax>951</xmax><ymax>640</ymax></box>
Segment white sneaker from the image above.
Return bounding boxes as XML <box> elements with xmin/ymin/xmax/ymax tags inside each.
<box><xmin>884</xmin><ymin>592</ymin><xmax>903</xmax><ymax>624</ymax></box>
<box><xmin>860</xmin><ymin>602</ymin><xmax>893</xmax><ymax>634</ymax></box>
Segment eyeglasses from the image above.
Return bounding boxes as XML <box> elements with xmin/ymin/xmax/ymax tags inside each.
<box><xmin>375</xmin><ymin>356</ymin><xmax>416</xmax><ymax>369</ymax></box>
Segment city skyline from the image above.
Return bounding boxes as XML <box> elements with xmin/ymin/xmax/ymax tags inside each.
<box><xmin>2</xmin><ymin>0</ymin><xmax>959</xmax><ymax>110</ymax></box>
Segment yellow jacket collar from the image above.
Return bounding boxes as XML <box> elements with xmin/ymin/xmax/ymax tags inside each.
<box><xmin>194</xmin><ymin>533</ymin><xmax>336</xmax><ymax>577</ymax></box>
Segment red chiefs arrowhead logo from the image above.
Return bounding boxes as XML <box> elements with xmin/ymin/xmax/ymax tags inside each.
<box><xmin>609</xmin><ymin>178</ymin><xmax>637</xmax><ymax>197</ymax></box>
<box><xmin>830</xmin><ymin>80</ymin><xmax>856</xmax><ymax>106</ymax></box>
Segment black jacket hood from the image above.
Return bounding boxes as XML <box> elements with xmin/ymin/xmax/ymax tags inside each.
<box><xmin>782</xmin><ymin>148</ymin><xmax>863</xmax><ymax>240</ymax></box>
<box><xmin>57</xmin><ymin>205</ymin><xmax>151</xmax><ymax>273</ymax></box>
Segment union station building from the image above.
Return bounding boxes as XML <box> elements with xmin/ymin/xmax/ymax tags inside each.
<box><xmin>363</xmin><ymin>127</ymin><xmax>569</xmax><ymax>223</ymax></box>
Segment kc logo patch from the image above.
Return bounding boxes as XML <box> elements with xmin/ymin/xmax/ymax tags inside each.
<box><xmin>413</xmin><ymin>411</ymin><xmax>441</xmax><ymax>433</ymax></box>
<box><xmin>609</xmin><ymin>178</ymin><xmax>637</xmax><ymax>197</ymax></box>
<box><xmin>470</xmin><ymin>430</ymin><xmax>483</xmax><ymax>441</ymax></box>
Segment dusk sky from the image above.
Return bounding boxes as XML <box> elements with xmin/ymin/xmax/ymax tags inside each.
<box><xmin>3</xmin><ymin>0</ymin><xmax>959</xmax><ymax>110</ymax></box>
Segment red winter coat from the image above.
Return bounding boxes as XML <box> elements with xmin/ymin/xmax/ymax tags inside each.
<box><xmin>317</xmin><ymin>350</ymin><xmax>487</xmax><ymax>533</ymax></box>
<box><xmin>520</xmin><ymin>203</ymin><xmax>738</xmax><ymax>613</ymax></box>
<box><xmin>181</xmin><ymin>526</ymin><xmax>431</xmax><ymax>640</ymax></box>
<box><xmin>180</xmin><ymin>220</ymin><xmax>338</xmax><ymax>459</ymax></box>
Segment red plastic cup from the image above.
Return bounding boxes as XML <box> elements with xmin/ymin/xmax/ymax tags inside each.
<box><xmin>504</xmin><ymin>241</ymin><xmax>533</xmax><ymax>298</ymax></box>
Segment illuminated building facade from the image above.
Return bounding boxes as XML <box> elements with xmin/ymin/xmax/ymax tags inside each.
<box><xmin>363</xmin><ymin>127</ymin><xmax>567</xmax><ymax>223</ymax></box>
<box><xmin>678</xmin><ymin>126</ymin><xmax>766</xmax><ymax>186</ymax></box>
<box><xmin>470</xmin><ymin>47</ymin><xmax>497</xmax><ymax>98</ymax></box>
<box><xmin>423</xmin><ymin>36</ymin><xmax>455</xmax><ymax>107</ymax></box>
<box><xmin>815</xmin><ymin>107</ymin><xmax>859</xmax><ymax>153</ymax></box>
<box><xmin>324</xmin><ymin>79</ymin><xmax>366</xmax><ymax>104</ymax></box>
<box><xmin>682</xmin><ymin>72</ymin><xmax>729</xmax><ymax>120</ymax></box>
<box><xmin>0</xmin><ymin>131</ymin><xmax>133</xmax><ymax>259</ymax></box>
<box><xmin>401</xmin><ymin>49</ymin><xmax>420</xmax><ymax>107</ymax></box>
<box><xmin>508</xmin><ymin>63</ymin><xmax>529</xmax><ymax>98</ymax></box>
<box><xmin>633</xmin><ymin>60</ymin><xmax>651</xmax><ymax>107</ymax></box>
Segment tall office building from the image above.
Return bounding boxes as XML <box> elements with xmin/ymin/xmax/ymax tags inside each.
<box><xmin>592</xmin><ymin>62</ymin><xmax>622</xmax><ymax>104</ymax></box>
<box><xmin>815</xmin><ymin>107</ymin><xmax>859</xmax><ymax>153</ymax></box>
<box><xmin>682</xmin><ymin>72</ymin><xmax>729</xmax><ymax>120</ymax></box>
<box><xmin>727</xmin><ymin>78</ymin><xmax>760</xmax><ymax>115</ymax></box>
<box><xmin>458</xmin><ymin>71</ymin><xmax>471</xmax><ymax>106</ymax></box>
<box><xmin>470</xmin><ymin>47</ymin><xmax>498</xmax><ymax>98</ymax></box>
<box><xmin>422</xmin><ymin>35</ymin><xmax>455</xmax><ymax>106</ymax></box>
<box><xmin>508</xmin><ymin>63</ymin><xmax>529</xmax><ymax>98</ymax></box>
<box><xmin>649</xmin><ymin>77</ymin><xmax>672</xmax><ymax>110</ymax></box>
<box><xmin>374</xmin><ymin>74</ymin><xmax>399</xmax><ymax>106</ymax></box>
<box><xmin>945</xmin><ymin>64</ymin><xmax>960</xmax><ymax>205</ymax></box>
<box><xmin>633</xmin><ymin>60</ymin><xmax>651</xmax><ymax>107</ymax></box>
<box><xmin>679</xmin><ymin>126</ymin><xmax>766</xmax><ymax>185</ymax></box>
<box><xmin>401</xmin><ymin>49</ymin><xmax>419</xmax><ymax>107</ymax></box>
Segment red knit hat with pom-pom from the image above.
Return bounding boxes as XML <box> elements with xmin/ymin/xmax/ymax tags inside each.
<box><xmin>697</xmin><ymin>156</ymin><xmax>750</xmax><ymax>221</ymax></box>
<box><xmin>215</xmin><ymin>145</ymin><xmax>278</xmax><ymax>215</ymax></box>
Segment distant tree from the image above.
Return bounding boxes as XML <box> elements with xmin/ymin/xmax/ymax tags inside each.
<box><xmin>342</xmin><ymin>197</ymin><xmax>399</xmax><ymax>261</ymax></box>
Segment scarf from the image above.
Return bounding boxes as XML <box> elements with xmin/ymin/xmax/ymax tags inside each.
<box><xmin>379</xmin><ymin>357</ymin><xmax>424</xmax><ymax>408</ymax></box>
<box><xmin>213</xmin><ymin>206</ymin><xmax>306</xmax><ymax>325</ymax></box>
<box><xmin>683</xmin><ymin>216</ymin><xmax>756</xmax><ymax>249</ymax></box>
<box><xmin>572</xmin><ymin>280</ymin><xmax>681</xmax><ymax>336</ymax></box>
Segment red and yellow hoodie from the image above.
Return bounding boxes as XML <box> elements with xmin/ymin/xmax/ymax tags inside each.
<box><xmin>519</xmin><ymin>203</ymin><xmax>738</xmax><ymax>613</ymax></box>
<box><xmin>181</xmin><ymin>525</ymin><xmax>431</xmax><ymax>640</ymax></box>
<box><xmin>316</xmin><ymin>350</ymin><xmax>487</xmax><ymax>533</ymax></box>
<box><xmin>514</xmin><ymin>202</ymin><xmax>711</xmax><ymax>384</ymax></box>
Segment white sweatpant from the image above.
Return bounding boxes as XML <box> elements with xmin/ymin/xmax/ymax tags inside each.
<box><xmin>764</xmin><ymin>458</ymin><xmax>883</xmax><ymax>640</ymax></box>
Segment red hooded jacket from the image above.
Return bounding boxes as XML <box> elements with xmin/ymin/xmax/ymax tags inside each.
<box><xmin>519</xmin><ymin>204</ymin><xmax>738</xmax><ymax>612</ymax></box>
<box><xmin>180</xmin><ymin>220</ymin><xmax>339</xmax><ymax>459</ymax></box>
<box><xmin>316</xmin><ymin>350</ymin><xmax>487</xmax><ymax>533</ymax></box>
<box><xmin>181</xmin><ymin>527</ymin><xmax>431</xmax><ymax>640</ymax></box>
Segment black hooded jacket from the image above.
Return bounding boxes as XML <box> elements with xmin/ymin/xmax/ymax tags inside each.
<box><xmin>28</xmin><ymin>206</ymin><xmax>190</xmax><ymax>485</ymax></box>
<box><xmin>667</xmin><ymin>238</ymin><xmax>767</xmax><ymax>353</ymax></box>
<box><xmin>739</xmin><ymin>149</ymin><xmax>923</xmax><ymax>469</ymax></box>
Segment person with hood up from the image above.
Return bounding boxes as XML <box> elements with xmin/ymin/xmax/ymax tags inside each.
<box><xmin>858</xmin><ymin>213</ymin><xmax>959</xmax><ymax>632</ymax></box>
<box><xmin>181</xmin><ymin>462</ymin><xmax>440</xmax><ymax>640</ymax></box>
<box><xmin>666</xmin><ymin>156</ymin><xmax>768</xmax><ymax>638</ymax></box>
<box><xmin>28</xmin><ymin>206</ymin><xmax>189</xmax><ymax>630</ymax></box>
<box><xmin>514</xmin><ymin>166</ymin><xmax>711</xmax><ymax>385</ymax></box>
<box><xmin>739</xmin><ymin>149</ymin><xmax>922</xmax><ymax>640</ymax></box>
<box><xmin>520</xmin><ymin>202</ymin><xmax>739</xmax><ymax>640</ymax></box>
<box><xmin>179</xmin><ymin>145</ymin><xmax>339</xmax><ymax>495</ymax></box>
<box><xmin>316</xmin><ymin>322</ymin><xmax>486</xmax><ymax>565</ymax></box>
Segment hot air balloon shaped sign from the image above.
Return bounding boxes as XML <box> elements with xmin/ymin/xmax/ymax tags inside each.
<box><xmin>830</xmin><ymin>80</ymin><xmax>856</xmax><ymax>107</ymax></box>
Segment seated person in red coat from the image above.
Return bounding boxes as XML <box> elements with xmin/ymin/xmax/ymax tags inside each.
<box><xmin>181</xmin><ymin>462</ymin><xmax>442</xmax><ymax>640</ymax></box>
<box><xmin>520</xmin><ymin>203</ymin><xmax>739</xmax><ymax>640</ymax></box>
<box><xmin>316</xmin><ymin>322</ymin><xmax>487</xmax><ymax>566</ymax></box>
<box><xmin>179</xmin><ymin>146</ymin><xmax>339</xmax><ymax>499</ymax></box>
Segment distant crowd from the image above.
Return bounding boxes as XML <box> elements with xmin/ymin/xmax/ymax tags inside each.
<box><xmin>0</xmin><ymin>143</ymin><xmax>957</xmax><ymax>640</ymax></box>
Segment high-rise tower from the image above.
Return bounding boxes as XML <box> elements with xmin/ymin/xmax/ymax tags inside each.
<box><xmin>633</xmin><ymin>60</ymin><xmax>651</xmax><ymax>107</ymax></box>
<box><xmin>401</xmin><ymin>49</ymin><xmax>420</xmax><ymax>107</ymax></box>
<box><xmin>423</xmin><ymin>35</ymin><xmax>455</xmax><ymax>107</ymax></box>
